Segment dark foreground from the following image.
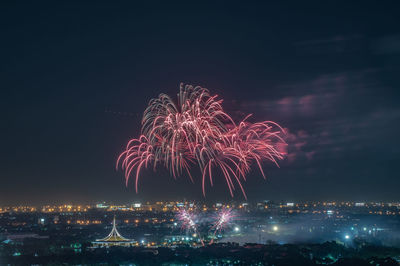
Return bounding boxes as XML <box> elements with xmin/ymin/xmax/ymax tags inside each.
<box><xmin>1</xmin><ymin>242</ymin><xmax>400</xmax><ymax>265</ymax></box>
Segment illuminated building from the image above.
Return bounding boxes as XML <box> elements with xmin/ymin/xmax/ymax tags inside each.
<box><xmin>92</xmin><ymin>216</ymin><xmax>136</xmax><ymax>247</ymax></box>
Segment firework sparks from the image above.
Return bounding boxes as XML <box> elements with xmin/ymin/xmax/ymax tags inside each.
<box><xmin>177</xmin><ymin>208</ymin><xmax>197</xmax><ymax>230</ymax></box>
<box><xmin>176</xmin><ymin>208</ymin><xmax>204</xmax><ymax>246</ymax></box>
<box><xmin>117</xmin><ymin>83</ymin><xmax>286</xmax><ymax>198</ymax></box>
<box><xmin>213</xmin><ymin>208</ymin><xmax>234</xmax><ymax>232</ymax></box>
<box><xmin>209</xmin><ymin>208</ymin><xmax>235</xmax><ymax>244</ymax></box>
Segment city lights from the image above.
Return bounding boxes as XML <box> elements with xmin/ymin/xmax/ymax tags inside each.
<box><xmin>1</xmin><ymin>200</ymin><xmax>400</xmax><ymax>263</ymax></box>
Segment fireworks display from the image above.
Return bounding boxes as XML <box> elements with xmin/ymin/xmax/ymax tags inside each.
<box><xmin>177</xmin><ymin>208</ymin><xmax>204</xmax><ymax>246</ymax></box>
<box><xmin>177</xmin><ymin>208</ymin><xmax>197</xmax><ymax>231</ymax></box>
<box><xmin>211</xmin><ymin>208</ymin><xmax>234</xmax><ymax>233</ymax></box>
<box><xmin>176</xmin><ymin>207</ymin><xmax>236</xmax><ymax>245</ymax></box>
<box><xmin>209</xmin><ymin>208</ymin><xmax>235</xmax><ymax>244</ymax></box>
<box><xmin>117</xmin><ymin>83</ymin><xmax>286</xmax><ymax>198</ymax></box>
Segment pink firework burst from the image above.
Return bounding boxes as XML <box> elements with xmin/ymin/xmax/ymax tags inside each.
<box><xmin>177</xmin><ymin>208</ymin><xmax>197</xmax><ymax>231</ymax></box>
<box><xmin>209</xmin><ymin>208</ymin><xmax>235</xmax><ymax>244</ymax></box>
<box><xmin>176</xmin><ymin>208</ymin><xmax>204</xmax><ymax>246</ymax></box>
<box><xmin>211</xmin><ymin>208</ymin><xmax>235</xmax><ymax>233</ymax></box>
<box><xmin>117</xmin><ymin>83</ymin><xmax>286</xmax><ymax>198</ymax></box>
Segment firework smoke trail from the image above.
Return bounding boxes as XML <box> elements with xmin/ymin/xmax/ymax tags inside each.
<box><xmin>209</xmin><ymin>208</ymin><xmax>234</xmax><ymax>244</ymax></box>
<box><xmin>117</xmin><ymin>83</ymin><xmax>286</xmax><ymax>198</ymax></box>
<box><xmin>177</xmin><ymin>208</ymin><xmax>204</xmax><ymax>246</ymax></box>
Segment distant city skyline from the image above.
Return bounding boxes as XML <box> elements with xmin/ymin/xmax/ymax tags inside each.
<box><xmin>2</xmin><ymin>200</ymin><xmax>400</xmax><ymax>209</ymax></box>
<box><xmin>2</xmin><ymin>196</ymin><xmax>399</xmax><ymax>264</ymax></box>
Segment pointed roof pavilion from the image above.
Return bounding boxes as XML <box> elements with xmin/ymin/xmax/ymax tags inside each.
<box><xmin>92</xmin><ymin>216</ymin><xmax>136</xmax><ymax>247</ymax></box>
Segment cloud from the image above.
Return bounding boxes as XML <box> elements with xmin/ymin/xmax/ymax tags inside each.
<box><xmin>241</xmin><ymin>70</ymin><xmax>400</xmax><ymax>165</ymax></box>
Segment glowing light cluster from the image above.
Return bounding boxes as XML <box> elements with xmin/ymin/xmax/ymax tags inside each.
<box><xmin>117</xmin><ymin>83</ymin><xmax>286</xmax><ymax>198</ymax></box>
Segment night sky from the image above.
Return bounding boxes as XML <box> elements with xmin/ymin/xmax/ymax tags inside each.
<box><xmin>2</xmin><ymin>2</ymin><xmax>400</xmax><ymax>205</ymax></box>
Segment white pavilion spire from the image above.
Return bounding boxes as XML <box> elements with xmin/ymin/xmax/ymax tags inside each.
<box><xmin>96</xmin><ymin>215</ymin><xmax>130</xmax><ymax>242</ymax></box>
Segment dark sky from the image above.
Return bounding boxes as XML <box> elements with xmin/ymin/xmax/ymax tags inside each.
<box><xmin>2</xmin><ymin>2</ymin><xmax>400</xmax><ymax>205</ymax></box>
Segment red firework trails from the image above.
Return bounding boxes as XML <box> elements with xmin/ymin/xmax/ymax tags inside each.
<box><xmin>117</xmin><ymin>84</ymin><xmax>286</xmax><ymax>198</ymax></box>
